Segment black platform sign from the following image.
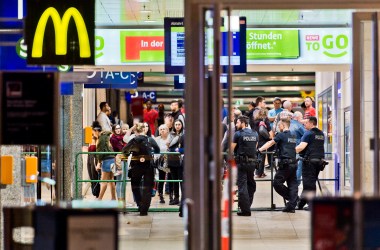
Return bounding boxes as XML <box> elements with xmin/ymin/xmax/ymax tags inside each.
<box><xmin>25</xmin><ymin>0</ymin><xmax>95</xmax><ymax>65</ymax></box>
<box><xmin>0</xmin><ymin>72</ymin><xmax>57</xmax><ymax>145</ymax></box>
<box><xmin>312</xmin><ymin>198</ymin><xmax>355</xmax><ymax>250</ymax></box>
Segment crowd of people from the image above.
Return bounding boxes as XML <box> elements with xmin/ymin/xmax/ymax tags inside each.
<box><xmin>229</xmin><ymin>96</ymin><xmax>325</xmax><ymax>216</ymax></box>
<box><xmin>87</xmin><ymin>96</ymin><xmax>324</xmax><ymax>217</ymax></box>
<box><xmin>87</xmin><ymin>99</ymin><xmax>185</xmax><ymax>216</ymax></box>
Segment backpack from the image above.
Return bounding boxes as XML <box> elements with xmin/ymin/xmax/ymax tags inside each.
<box><xmin>122</xmin><ymin>135</ymin><xmax>153</xmax><ymax>156</ymax></box>
<box><xmin>258</xmin><ymin>121</ymin><xmax>270</xmax><ymax>139</ymax></box>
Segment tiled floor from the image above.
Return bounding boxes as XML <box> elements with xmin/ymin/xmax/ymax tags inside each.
<box><xmin>98</xmin><ymin>171</ymin><xmax>313</xmax><ymax>250</ymax></box>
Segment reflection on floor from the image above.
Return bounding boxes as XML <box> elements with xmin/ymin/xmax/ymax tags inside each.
<box><xmin>80</xmin><ymin>168</ymin><xmax>311</xmax><ymax>250</ymax></box>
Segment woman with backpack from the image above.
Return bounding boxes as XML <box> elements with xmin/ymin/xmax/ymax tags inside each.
<box><xmin>122</xmin><ymin>123</ymin><xmax>160</xmax><ymax>216</ymax></box>
<box><xmin>96</xmin><ymin>131</ymin><xmax>116</xmax><ymax>200</ymax></box>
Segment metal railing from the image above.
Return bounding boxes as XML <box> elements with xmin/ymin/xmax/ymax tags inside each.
<box><xmin>74</xmin><ymin>150</ymin><xmax>339</xmax><ymax>212</ymax></box>
<box><xmin>74</xmin><ymin>151</ymin><xmax>182</xmax><ymax>203</ymax></box>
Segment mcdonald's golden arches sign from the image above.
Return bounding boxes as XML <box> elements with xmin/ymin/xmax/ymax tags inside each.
<box><xmin>25</xmin><ymin>0</ymin><xmax>95</xmax><ymax>65</ymax></box>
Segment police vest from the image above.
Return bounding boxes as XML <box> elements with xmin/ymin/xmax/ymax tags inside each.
<box><xmin>305</xmin><ymin>128</ymin><xmax>325</xmax><ymax>158</ymax></box>
<box><xmin>277</xmin><ymin>131</ymin><xmax>297</xmax><ymax>159</ymax></box>
<box><xmin>236</xmin><ymin>129</ymin><xmax>258</xmax><ymax>158</ymax></box>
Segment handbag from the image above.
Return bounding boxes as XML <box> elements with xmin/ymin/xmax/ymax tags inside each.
<box><xmin>157</xmin><ymin>154</ymin><xmax>170</xmax><ymax>173</ymax></box>
<box><xmin>110</xmin><ymin>163</ymin><xmax>121</xmax><ymax>176</ymax></box>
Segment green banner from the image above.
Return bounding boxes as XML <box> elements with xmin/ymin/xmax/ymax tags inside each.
<box><xmin>120</xmin><ymin>30</ymin><xmax>164</xmax><ymax>63</ymax></box>
<box><xmin>246</xmin><ymin>29</ymin><xmax>299</xmax><ymax>59</ymax></box>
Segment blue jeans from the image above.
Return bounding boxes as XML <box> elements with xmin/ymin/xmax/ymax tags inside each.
<box><xmin>296</xmin><ymin>155</ymin><xmax>303</xmax><ymax>186</ymax></box>
<box><xmin>115</xmin><ymin>174</ymin><xmax>125</xmax><ymax>199</ymax></box>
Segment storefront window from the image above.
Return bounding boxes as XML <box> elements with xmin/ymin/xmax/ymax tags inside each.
<box><xmin>318</xmin><ymin>87</ymin><xmax>333</xmax><ymax>160</ymax></box>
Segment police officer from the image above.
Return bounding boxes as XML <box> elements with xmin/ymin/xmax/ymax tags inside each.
<box><xmin>259</xmin><ymin>118</ymin><xmax>298</xmax><ymax>213</ymax></box>
<box><xmin>231</xmin><ymin>116</ymin><xmax>259</xmax><ymax>216</ymax></box>
<box><xmin>123</xmin><ymin>123</ymin><xmax>160</xmax><ymax>216</ymax></box>
<box><xmin>295</xmin><ymin>116</ymin><xmax>325</xmax><ymax>210</ymax></box>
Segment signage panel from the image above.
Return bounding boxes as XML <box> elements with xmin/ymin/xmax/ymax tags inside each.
<box><xmin>164</xmin><ymin>17</ymin><xmax>247</xmax><ymax>74</ymax></box>
<box><xmin>312</xmin><ymin>198</ymin><xmax>355</xmax><ymax>249</ymax></box>
<box><xmin>25</xmin><ymin>0</ymin><xmax>95</xmax><ymax>65</ymax></box>
<box><xmin>0</xmin><ymin>72</ymin><xmax>57</xmax><ymax>144</ymax></box>
<box><xmin>131</xmin><ymin>91</ymin><xmax>157</xmax><ymax>103</ymax></box>
<box><xmin>174</xmin><ymin>75</ymin><xmax>228</xmax><ymax>89</ymax></box>
<box><xmin>84</xmin><ymin>71</ymin><xmax>143</xmax><ymax>89</ymax></box>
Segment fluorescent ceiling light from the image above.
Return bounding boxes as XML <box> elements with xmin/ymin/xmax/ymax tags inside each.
<box><xmin>140</xmin><ymin>4</ymin><xmax>152</xmax><ymax>13</ymax></box>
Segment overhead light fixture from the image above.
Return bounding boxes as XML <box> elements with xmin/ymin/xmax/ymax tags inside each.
<box><xmin>135</xmin><ymin>0</ymin><xmax>150</xmax><ymax>2</ymax></box>
<box><xmin>140</xmin><ymin>4</ymin><xmax>152</xmax><ymax>14</ymax></box>
<box><xmin>144</xmin><ymin>14</ymin><xmax>157</xmax><ymax>23</ymax></box>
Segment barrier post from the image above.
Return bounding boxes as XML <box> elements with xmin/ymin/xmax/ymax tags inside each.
<box><xmin>75</xmin><ymin>152</ymin><xmax>80</xmax><ymax>199</ymax></box>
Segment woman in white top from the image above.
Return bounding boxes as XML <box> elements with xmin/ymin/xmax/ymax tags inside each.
<box><xmin>154</xmin><ymin>124</ymin><xmax>172</xmax><ymax>203</ymax></box>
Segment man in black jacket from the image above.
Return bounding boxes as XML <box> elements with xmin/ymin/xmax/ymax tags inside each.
<box><xmin>259</xmin><ymin>118</ymin><xmax>298</xmax><ymax>213</ymax></box>
<box><xmin>296</xmin><ymin>116</ymin><xmax>325</xmax><ymax>210</ymax></box>
<box><xmin>231</xmin><ymin>116</ymin><xmax>259</xmax><ymax>216</ymax></box>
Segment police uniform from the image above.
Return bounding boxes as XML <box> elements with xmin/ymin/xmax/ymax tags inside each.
<box><xmin>233</xmin><ymin>128</ymin><xmax>259</xmax><ymax>216</ymax></box>
<box><xmin>124</xmin><ymin>135</ymin><xmax>160</xmax><ymax>216</ymax></box>
<box><xmin>273</xmin><ymin>130</ymin><xmax>298</xmax><ymax>211</ymax></box>
<box><xmin>298</xmin><ymin>127</ymin><xmax>325</xmax><ymax>209</ymax></box>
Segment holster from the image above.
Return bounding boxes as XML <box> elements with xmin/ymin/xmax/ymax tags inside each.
<box><xmin>236</xmin><ymin>156</ymin><xmax>258</xmax><ymax>163</ymax></box>
<box><xmin>305</xmin><ymin>158</ymin><xmax>329</xmax><ymax>171</ymax></box>
<box><xmin>235</xmin><ymin>156</ymin><xmax>259</xmax><ymax>169</ymax></box>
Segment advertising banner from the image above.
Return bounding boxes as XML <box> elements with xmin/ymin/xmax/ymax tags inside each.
<box><xmin>246</xmin><ymin>29</ymin><xmax>300</xmax><ymax>59</ymax></box>
<box><xmin>247</xmin><ymin>28</ymin><xmax>351</xmax><ymax>64</ymax></box>
<box><xmin>95</xmin><ymin>29</ymin><xmax>164</xmax><ymax>65</ymax></box>
<box><xmin>95</xmin><ymin>27</ymin><xmax>351</xmax><ymax>66</ymax></box>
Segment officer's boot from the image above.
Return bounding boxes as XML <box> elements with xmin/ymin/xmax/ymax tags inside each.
<box><xmin>170</xmin><ymin>195</ymin><xmax>180</xmax><ymax>205</ymax></box>
<box><xmin>159</xmin><ymin>193</ymin><xmax>165</xmax><ymax>204</ymax></box>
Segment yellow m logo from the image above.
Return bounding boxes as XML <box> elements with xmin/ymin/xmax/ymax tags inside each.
<box><xmin>31</xmin><ymin>7</ymin><xmax>91</xmax><ymax>58</ymax></box>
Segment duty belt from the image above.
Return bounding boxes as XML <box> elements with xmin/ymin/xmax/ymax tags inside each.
<box><xmin>300</xmin><ymin>157</ymin><xmax>329</xmax><ymax>170</ymax></box>
<box><xmin>278</xmin><ymin>158</ymin><xmax>297</xmax><ymax>164</ymax></box>
<box><xmin>235</xmin><ymin>156</ymin><xmax>258</xmax><ymax>163</ymax></box>
<box><xmin>300</xmin><ymin>157</ymin><xmax>323</xmax><ymax>163</ymax></box>
<box><xmin>130</xmin><ymin>155</ymin><xmax>154</xmax><ymax>163</ymax></box>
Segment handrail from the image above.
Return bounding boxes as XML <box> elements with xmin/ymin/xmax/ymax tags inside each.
<box><xmin>74</xmin><ymin>151</ymin><xmax>182</xmax><ymax>199</ymax></box>
<box><xmin>74</xmin><ymin>150</ymin><xmax>339</xmax><ymax>211</ymax></box>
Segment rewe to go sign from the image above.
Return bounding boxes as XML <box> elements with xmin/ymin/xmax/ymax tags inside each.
<box><xmin>305</xmin><ymin>34</ymin><xmax>349</xmax><ymax>58</ymax></box>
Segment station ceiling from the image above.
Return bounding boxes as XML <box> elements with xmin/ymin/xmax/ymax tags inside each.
<box><xmin>93</xmin><ymin>2</ymin><xmax>352</xmax><ymax>106</ymax></box>
<box><xmin>95</xmin><ymin>1</ymin><xmax>353</xmax><ymax>27</ymax></box>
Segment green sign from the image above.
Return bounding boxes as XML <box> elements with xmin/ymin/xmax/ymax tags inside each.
<box><xmin>246</xmin><ymin>29</ymin><xmax>299</xmax><ymax>59</ymax></box>
<box><xmin>120</xmin><ymin>30</ymin><xmax>164</xmax><ymax>63</ymax></box>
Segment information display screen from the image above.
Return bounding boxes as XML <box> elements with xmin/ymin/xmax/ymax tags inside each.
<box><xmin>0</xmin><ymin>72</ymin><xmax>57</xmax><ymax>144</ymax></box>
<box><xmin>164</xmin><ymin>17</ymin><xmax>246</xmax><ymax>74</ymax></box>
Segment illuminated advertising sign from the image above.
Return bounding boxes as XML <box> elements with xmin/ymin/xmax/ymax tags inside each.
<box><xmin>246</xmin><ymin>30</ymin><xmax>300</xmax><ymax>59</ymax></box>
<box><xmin>0</xmin><ymin>37</ymin><xmax>72</xmax><ymax>71</ymax></box>
<box><xmin>120</xmin><ymin>30</ymin><xmax>164</xmax><ymax>63</ymax></box>
<box><xmin>94</xmin><ymin>27</ymin><xmax>351</xmax><ymax>66</ymax></box>
<box><xmin>248</xmin><ymin>28</ymin><xmax>351</xmax><ymax>64</ymax></box>
<box><xmin>25</xmin><ymin>0</ymin><xmax>95</xmax><ymax>65</ymax></box>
